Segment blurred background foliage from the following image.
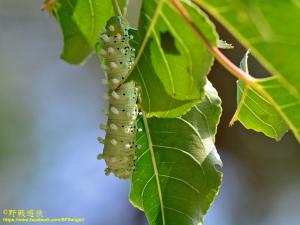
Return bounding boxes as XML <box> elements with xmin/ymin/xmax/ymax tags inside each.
<box><xmin>0</xmin><ymin>0</ymin><xmax>299</xmax><ymax>225</ymax></box>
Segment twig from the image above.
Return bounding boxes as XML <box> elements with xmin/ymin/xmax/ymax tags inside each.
<box><xmin>123</xmin><ymin>0</ymin><xmax>130</xmax><ymax>17</ymax></box>
<box><xmin>112</xmin><ymin>0</ymin><xmax>123</xmax><ymax>16</ymax></box>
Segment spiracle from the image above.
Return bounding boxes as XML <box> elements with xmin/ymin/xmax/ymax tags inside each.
<box><xmin>97</xmin><ymin>16</ymin><xmax>141</xmax><ymax>179</ymax></box>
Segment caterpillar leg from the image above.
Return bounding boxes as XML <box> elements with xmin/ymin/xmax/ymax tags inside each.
<box><xmin>104</xmin><ymin>168</ymin><xmax>111</xmax><ymax>176</ymax></box>
<box><xmin>136</xmin><ymin>86</ymin><xmax>142</xmax><ymax>105</ymax></box>
<box><xmin>97</xmin><ymin>153</ymin><xmax>103</xmax><ymax>160</ymax></box>
<box><xmin>136</xmin><ymin>86</ymin><xmax>144</xmax><ymax>117</ymax></box>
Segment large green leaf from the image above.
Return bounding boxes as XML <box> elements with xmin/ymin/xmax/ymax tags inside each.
<box><xmin>52</xmin><ymin>0</ymin><xmax>113</xmax><ymax>64</ymax></box>
<box><xmin>130</xmin><ymin>81</ymin><xmax>222</xmax><ymax>225</ymax></box>
<box><xmin>52</xmin><ymin>0</ymin><xmax>218</xmax><ymax>117</ymax></box>
<box><xmin>195</xmin><ymin>0</ymin><xmax>300</xmax><ymax>142</ymax></box>
<box><xmin>231</xmin><ymin>51</ymin><xmax>288</xmax><ymax>141</ymax></box>
<box><xmin>130</xmin><ymin>0</ymin><xmax>218</xmax><ymax>117</ymax></box>
<box><xmin>52</xmin><ymin>0</ymin><xmax>131</xmax><ymax>64</ymax></box>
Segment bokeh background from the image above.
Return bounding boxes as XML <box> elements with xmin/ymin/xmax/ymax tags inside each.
<box><xmin>0</xmin><ymin>1</ymin><xmax>299</xmax><ymax>225</ymax></box>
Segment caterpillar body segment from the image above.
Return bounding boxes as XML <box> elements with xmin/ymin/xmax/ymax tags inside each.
<box><xmin>99</xmin><ymin>16</ymin><xmax>135</xmax><ymax>90</ymax></box>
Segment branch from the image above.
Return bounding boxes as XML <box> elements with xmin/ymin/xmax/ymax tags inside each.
<box><xmin>170</xmin><ymin>0</ymin><xmax>256</xmax><ymax>84</ymax></box>
<box><xmin>112</xmin><ymin>0</ymin><xmax>123</xmax><ymax>16</ymax></box>
<box><xmin>123</xmin><ymin>0</ymin><xmax>130</xmax><ymax>17</ymax></box>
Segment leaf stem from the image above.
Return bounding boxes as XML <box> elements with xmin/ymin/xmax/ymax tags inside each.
<box><xmin>141</xmin><ymin>111</ymin><xmax>166</xmax><ymax>225</ymax></box>
<box><xmin>112</xmin><ymin>0</ymin><xmax>123</xmax><ymax>16</ymax></box>
<box><xmin>123</xmin><ymin>0</ymin><xmax>129</xmax><ymax>17</ymax></box>
<box><xmin>170</xmin><ymin>0</ymin><xmax>256</xmax><ymax>85</ymax></box>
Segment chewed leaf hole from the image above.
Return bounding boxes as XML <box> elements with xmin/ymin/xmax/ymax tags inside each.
<box><xmin>160</xmin><ymin>31</ymin><xmax>180</xmax><ymax>55</ymax></box>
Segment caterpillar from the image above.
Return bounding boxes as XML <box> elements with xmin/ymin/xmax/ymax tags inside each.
<box><xmin>97</xmin><ymin>16</ymin><xmax>141</xmax><ymax>179</ymax></box>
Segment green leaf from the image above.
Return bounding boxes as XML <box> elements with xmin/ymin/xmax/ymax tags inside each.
<box><xmin>52</xmin><ymin>0</ymin><xmax>129</xmax><ymax>64</ymax></box>
<box><xmin>52</xmin><ymin>0</ymin><xmax>218</xmax><ymax>117</ymax></box>
<box><xmin>129</xmin><ymin>34</ymin><xmax>201</xmax><ymax>118</ymax></box>
<box><xmin>130</xmin><ymin>0</ymin><xmax>218</xmax><ymax>117</ymax></box>
<box><xmin>130</xmin><ymin>81</ymin><xmax>222</xmax><ymax>225</ymax></box>
<box><xmin>256</xmin><ymin>77</ymin><xmax>300</xmax><ymax>142</ymax></box>
<box><xmin>231</xmin><ymin>51</ymin><xmax>288</xmax><ymax>141</ymax></box>
<box><xmin>195</xmin><ymin>0</ymin><xmax>300</xmax><ymax>142</ymax></box>
<box><xmin>52</xmin><ymin>0</ymin><xmax>113</xmax><ymax>64</ymax></box>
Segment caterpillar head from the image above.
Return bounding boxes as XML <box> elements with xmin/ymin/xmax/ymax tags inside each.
<box><xmin>105</xmin><ymin>16</ymin><xmax>129</xmax><ymax>36</ymax></box>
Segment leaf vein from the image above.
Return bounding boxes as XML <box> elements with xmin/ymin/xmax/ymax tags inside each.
<box><xmin>243</xmin><ymin>101</ymin><xmax>279</xmax><ymax>138</ymax></box>
<box><xmin>159</xmin><ymin>174</ymin><xmax>199</xmax><ymax>194</ymax></box>
<box><xmin>164</xmin><ymin>206</ymin><xmax>195</xmax><ymax>225</ymax></box>
<box><xmin>153</xmin><ymin>144</ymin><xmax>204</xmax><ymax>170</ymax></box>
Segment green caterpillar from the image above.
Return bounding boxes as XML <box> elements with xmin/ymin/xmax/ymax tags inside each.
<box><xmin>97</xmin><ymin>16</ymin><xmax>141</xmax><ymax>179</ymax></box>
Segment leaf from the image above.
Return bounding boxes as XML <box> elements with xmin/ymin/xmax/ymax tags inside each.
<box><xmin>130</xmin><ymin>81</ymin><xmax>222</xmax><ymax>225</ymax></box>
<box><xmin>52</xmin><ymin>0</ymin><xmax>113</xmax><ymax>64</ymax></box>
<box><xmin>49</xmin><ymin>0</ymin><xmax>218</xmax><ymax>117</ymax></box>
<box><xmin>52</xmin><ymin>0</ymin><xmax>128</xmax><ymax>64</ymax></box>
<box><xmin>129</xmin><ymin>34</ymin><xmax>200</xmax><ymax>118</ymax></box>
<box><xmin>231</xmin><ymin>51</ymin><xmax>288</xmax><ymax>141</ymax></box>
<box><xmin>129</xmin><ymin>0</ymin><xmax>218</xmax><ymax>117</ymax></box>
<box><xmin>195</xmin><ymin>0</ymin><xmax>300</xmax><ymax>142</ymax></box>
<box><xmin>256</xmin><ymin>77</ymin><xmax>300</xmax><ymax>142</ymax></box>
<box><xmin>52</xmin><ymin>0</ymin><xmax>218</xmax><ymax>117</ymax></box>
